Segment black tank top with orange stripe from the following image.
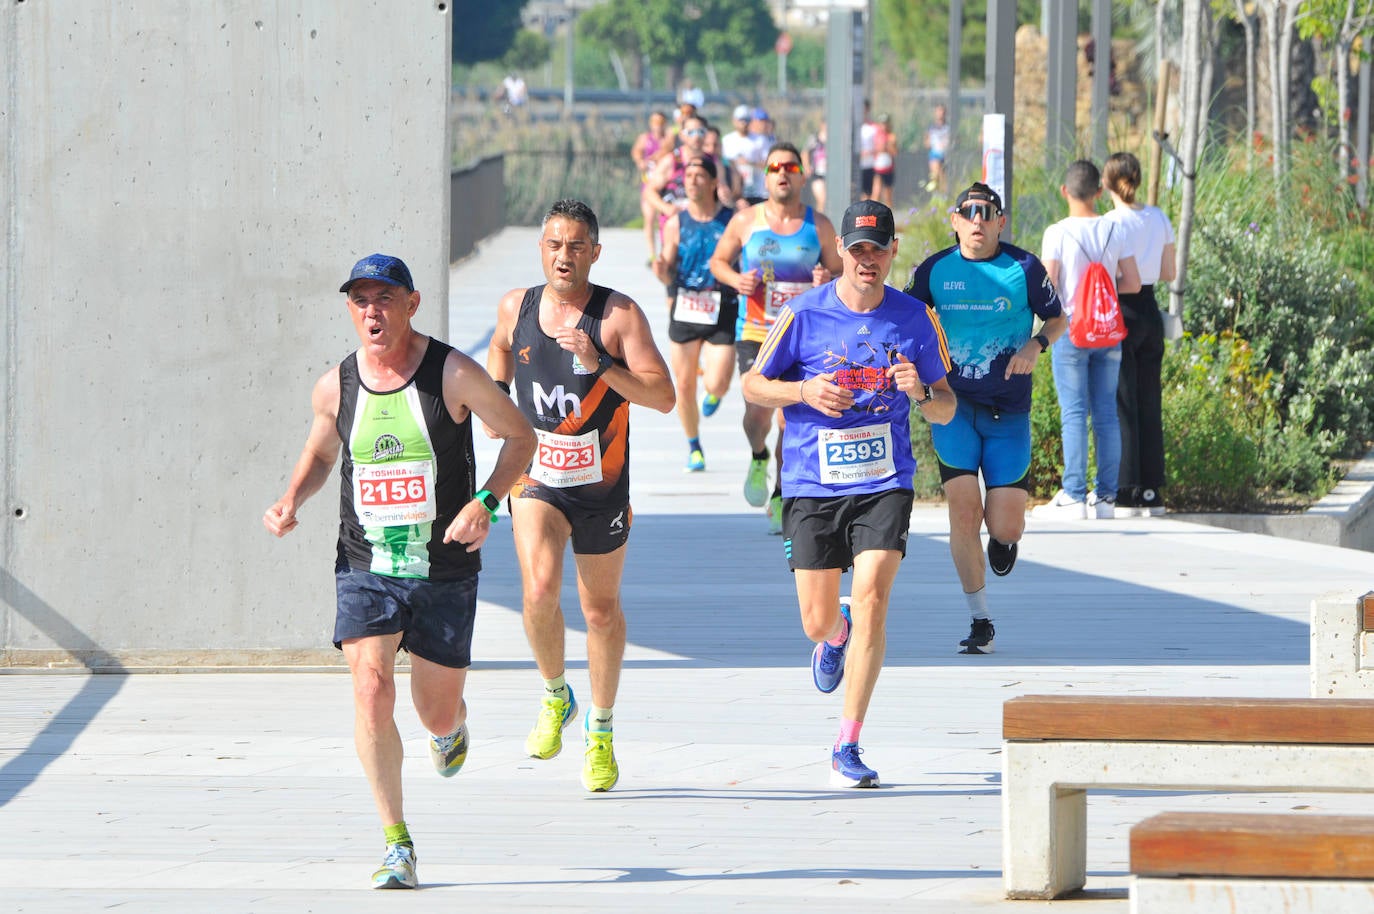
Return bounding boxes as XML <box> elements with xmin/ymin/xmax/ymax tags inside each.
<box><xmin>511</xmin><ymin>284</ymin><xmax>631</xmax><ymax>508</ymax></box>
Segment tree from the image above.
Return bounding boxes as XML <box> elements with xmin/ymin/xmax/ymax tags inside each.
<box><xmin>454</xmin><ymin>0</ymin><xmax>524</xmax><ymax>65</ymax></box>
<box><xmin>877</xmin><ymin>0</ymin><xmax>1040</xmax><ymax>84</ymax></box>
<box><xmin>1298</xmin><ymin>0</ymin><xmax>1374</xmax><ymax>183</ymax></box>
<box><xmin>504</xmin><ymin>29</ymin><xmax>552</xmax><ymax>72</ymax></box>
<box><xmin>578</xmin><ymin>0</ymin><xmax>776</xmax><ymax>92</ymax></box>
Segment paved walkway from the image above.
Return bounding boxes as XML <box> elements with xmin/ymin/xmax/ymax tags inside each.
<box><xmin>3</xmin><ymin>227</ymin><xmax>1373</xmax><ymax>912</ymax></box>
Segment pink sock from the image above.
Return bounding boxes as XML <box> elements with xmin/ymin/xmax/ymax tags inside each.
<box><xmin>837</xmin><ymin>718</ymin><xmax>863</xmax><ymax>747</ymax></box>
<box><xmin>826</xmin><ymin>612</ymin><xmax>850</xmax><ymax>647</ymax></box>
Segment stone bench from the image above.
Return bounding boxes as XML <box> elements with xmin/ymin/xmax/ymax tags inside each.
<box><xmin>1311</xmin><ymin>590</ymin><xmax>1374</xmax><ymax>697</ymax></box>
<box><xmin>1001</xmin><ymin>694</ymin><xmax>1374</xmax><ymax>899</ymax></box>
<box><xmin>1130</xmin><ymin>811</ymin><xmax>1374</xmax><ymax>912</ymax></box>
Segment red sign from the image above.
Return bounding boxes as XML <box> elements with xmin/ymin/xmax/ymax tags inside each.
<box><xmin>776</xmin><ymin>32</ymin><xmax>793</xmax><ymax>55</ymax></box>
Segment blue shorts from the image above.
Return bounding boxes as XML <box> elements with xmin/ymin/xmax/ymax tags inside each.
<box><xmin>930</xmin><ymin>399</ymin><xmax>1031</xmax><ymax>490</ymax></box>
<box><xmin>333</xmin><ymin>567</ymin><xmax>478</xmax><ymax>669</ymax></box>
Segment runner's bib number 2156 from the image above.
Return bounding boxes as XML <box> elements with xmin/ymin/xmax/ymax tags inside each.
<box><xmin>817</xmin><ymin>423</ymin><xmax>895</xmax><ymax>484</ymax></box>
<box><xmin>353</xmin><ymin>460</ymin><xmax>437</xmax><ymax>526</ymax></box>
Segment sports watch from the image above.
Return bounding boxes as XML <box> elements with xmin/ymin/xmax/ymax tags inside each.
<box><xmin>1034</xmin><ymin>333</ymin><xmax>1051</xmax><ymax>353</ymax></box>
<box><xmin>474</xmin><ymin>489</ymin><xmax>500</xmax><ymax>523</ymax></box>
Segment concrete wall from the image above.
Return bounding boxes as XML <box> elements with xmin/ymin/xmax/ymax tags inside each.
<box><xmin>1</xmin><ymin>2</ymin><xmax>453</xmax><ymax>668</ymax></box>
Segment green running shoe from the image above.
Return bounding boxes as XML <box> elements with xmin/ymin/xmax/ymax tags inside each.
<box><xmin>525</xmin><ymin>687</ymin><xmax>577</xmax><ymax>759</ymax></box>
<box><xmin>744</xmin><ymin>456</ymin><xmax>769</xmax><ymax>507</ymax></box>
<box><xmin>766</xmin><ymin>494</ymin><xmax>783</xmax><ymax>535</ymax></box>
<box><xmin>582</xmin><ymin>725</ymin><xmax>620</xmax><ymax>792</ymax></box>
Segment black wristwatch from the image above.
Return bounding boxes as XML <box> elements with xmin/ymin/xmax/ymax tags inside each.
<box><xmin>595</xmin><ymin>351</ymin><xmax>613</xmax><ymax>375</ymax></box>
<box><xmin>1034</xmin><ymin>333</ymin><xmax>1050</xmax><ymax>353</ymax></box>
<box><xmin>914</xmin><ymin>384</ymin><xmax>933</xmax><ymax>406</ymax></box>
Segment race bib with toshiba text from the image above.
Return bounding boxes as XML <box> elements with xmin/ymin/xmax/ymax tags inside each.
<box><xmin>674</xmin><ymin>289</ymin><xmax>721</xmax><ymax>326</ymax></box>
<box><xmin>817</xmin><ymin>424</ymin><xmax>896</xmax><ymax>485</ymax></box>
<box><xmin>353</xmin><ymin>460</ymin><xmax>437</xmax><ymax>526</ymax></box>
<box><xmin>765</xmin><ymin>281</ymin><xmax>810</xmax><ymax>320</ymax></box>
<box><xmin>531</xmin><ymin>428</ymin><xmax>603</xmax><ymax>488</ymax></box>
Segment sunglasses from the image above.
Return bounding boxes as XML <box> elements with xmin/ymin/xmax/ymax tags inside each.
<box><xmin>766</xmin><ymin>161</ymin><xmax>803</xmax><ymax>175</ymax></box>
<box><xmin>957</xmin><ymin>202</ymin><xmax>1000</xmax><ymax>221</ymax></box>
<box><xmin>682</xmin><ymin>128</ymin><xmax>706</xmax><ymax>137</ymax></box>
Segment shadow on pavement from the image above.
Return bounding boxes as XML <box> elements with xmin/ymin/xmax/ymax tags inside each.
<box><xmin>473</xmin><ymin>514</ymin><xmax>1307</xmax><ymax>670</ymax></box>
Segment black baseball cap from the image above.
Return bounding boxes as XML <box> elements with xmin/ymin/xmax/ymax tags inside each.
<box><xmin>685</xmin><ymin>156</ymin><xmax>718</xmax><ymax>179</ymax></box>
<box><xmin>840</xmin><ymin>200</ymin><xmax>896</xmax><ymax>250</ymax></box>
<box><xmin>339</xmin><ymin>254</ymin><xmax>414</xmax><ymax>293</ymax></box>
<box><xmin>953</xmin><ymin>182</ymin><xmax>1003</xmax><ymax>213</ymax></box>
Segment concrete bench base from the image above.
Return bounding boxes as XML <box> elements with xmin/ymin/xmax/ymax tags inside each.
<box><xmin>1002</xmin><ymin>696</ymin><xmax>1374</xmax><ymax>899</ymax></box>
<box><xmin>1311</xmin><ymin>590</ymin><xmax>1374</xmax><ymax>697</ymax></box>
<box><xmin>1131</xmin><ymin>877</ymin><xmax>1374</xmax><ymax>913</ymax></box>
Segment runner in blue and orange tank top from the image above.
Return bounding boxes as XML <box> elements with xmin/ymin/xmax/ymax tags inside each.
<box><xmin>487</xmin><ymin>200</ymin><xmax>675</xmax><ymax>795</ymax></box>
<box><xmin>710</xmin><ymin>142</ymin><xmax>842</xmax><ymax>532</ymax></box>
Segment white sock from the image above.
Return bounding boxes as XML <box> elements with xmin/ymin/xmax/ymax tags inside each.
<box><xmin>965</xmin><ymin>587</ymin><xmax>990</xmax><ymax>621</ymax></box>
<box><xmin>587</xmin><ymin>706</ymin><xmax>613</xmax><ymax>732</ymax></box>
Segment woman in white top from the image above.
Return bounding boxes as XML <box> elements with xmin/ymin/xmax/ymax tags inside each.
<box><xmin>1103</xmin><ymin>152</ymin><xmax>1177</xmax><ymax>517</ymax></box>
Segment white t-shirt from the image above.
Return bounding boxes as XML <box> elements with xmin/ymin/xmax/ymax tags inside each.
<box><xmin>1103</xmin><ymin>205</ymin><xmax>1175</xmax><ymax>286</ymax></box>
<box><xmin>722</xmin><ymin>130</ymin><xmax>753</xmax><ymax>193</ymax></box>
<box><xmin>858</xmin><ymin>121</ymin><xmax>878</xmax><ymax>169</ymax></box>
<box><xmin>1041</xmin><ymin>216</ymin><xmax>1130</xmax><ymax>314</ymax></box>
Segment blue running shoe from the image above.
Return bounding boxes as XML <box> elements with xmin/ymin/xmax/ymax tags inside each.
<box><xmin>701</xmin><ymin>393</ymin><xmax>721</xmax><ymax>417</ymax></box>
<box><xmin>685</xmin><ymin>448</ymin><xmax>706</xmax><ymax>472</ymax></box>
<box><xmin>811</xmin><ymin>600</ymin><xmax>852</xmax><ymax>693</ymax></box>
<box><xmin>830</xmin><ymin>742</ymin><xmax>880</xmax><ymax>788</ymax></box>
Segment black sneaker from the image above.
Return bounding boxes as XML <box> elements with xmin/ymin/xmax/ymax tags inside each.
<box><xmin>987</xmin><ymin>537</ymin><xmax>1017</xmax><ymax>576</ymax></box>
<box><xmin>1140</xmin><ymin>487</ymin><xmax>1166</xmax><ymax>516</ymax></box>
<box><xmin>959</xmin><ymin>618</ymin><xmax>995</xmax><ymax>654</ymax></box>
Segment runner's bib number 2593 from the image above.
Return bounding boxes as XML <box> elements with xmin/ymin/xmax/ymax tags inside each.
<box><xmin>817</xmin><ymin>423</ymin><xmax>895</xmax><ymax>484</ymax></box>
<box><xmin>531</xmin><ymin>428</ymin><xmax>602</xmax><ymax>488</ymax></box>
<box><xmin>353</xmin><ymin>460</ymin><xmax>437</xmax><ymax>526</ymax></box>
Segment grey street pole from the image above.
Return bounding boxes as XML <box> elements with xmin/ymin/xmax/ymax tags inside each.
<box><xmin>564</xmin><ymin>0</ymin><xmax>575</xmax><ymax>112</ymax></box>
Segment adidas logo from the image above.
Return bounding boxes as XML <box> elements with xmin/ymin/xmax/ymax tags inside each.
<box><xmin>857</xmin><ymin>324</ymin><xmax>871</xmax><ymax>335</ymax></box>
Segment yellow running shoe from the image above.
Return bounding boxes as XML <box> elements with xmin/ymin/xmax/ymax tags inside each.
<box><xmin>744</xmin><ymin>456</ymin><xmax>769</xmax><ymax>507</ymax></box>
<box><xmin>582</xmin><ymin>726</ymin><xmax>619</xmax><ymax>792</ymax></box>
<box><xmin>525</xmin><ymin>687</ymin><xmax>577</xmax><ymax>759</ymax></box>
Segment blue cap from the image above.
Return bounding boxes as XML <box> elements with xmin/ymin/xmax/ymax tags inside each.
<box><xmin>339</xmin><ymin>253</ymin><xmax>414</xmax><ymax>293</ymax></box>
<box><xmin>752</xmin><ymin>107</ymin><xmax>769</xmax><ymax>121</ymax></box>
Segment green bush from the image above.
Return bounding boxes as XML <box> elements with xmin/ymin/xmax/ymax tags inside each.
<box><xmin>1158</xmin><ymin>334</ymin><xmax>1264</xmax><ymax>511</ymax></box>
<box><xmin>1177</xmin><ymin>142</ymin><xmax>1374</xmax><ymax>462</ymax></box>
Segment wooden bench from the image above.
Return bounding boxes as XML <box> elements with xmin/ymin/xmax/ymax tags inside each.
<box><xmin>1130</xmin><ymin>812</ymin><xmax>1374</xmax><ymax>912</ymax></box>
<box><xmin>1001</xmin><ymin>695</ymin><xmax>1374</xmax><ymax>899</ymax></box>
<box><xmin>1312</xmin><ymin>590</ymin><xmax>1374</xmax><ymax>697</ymax></box>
